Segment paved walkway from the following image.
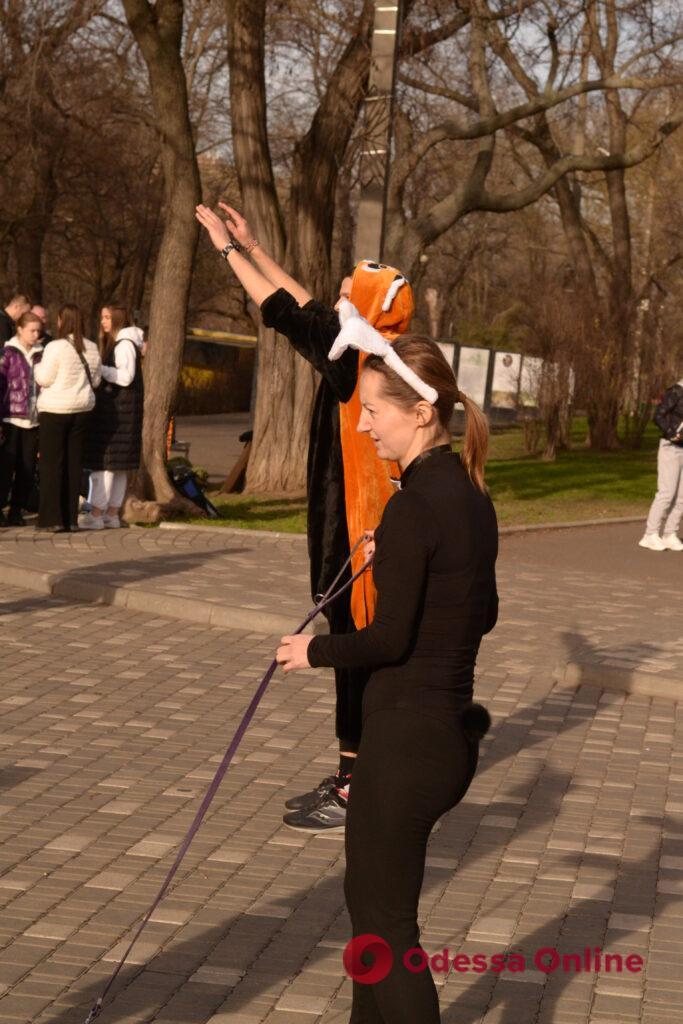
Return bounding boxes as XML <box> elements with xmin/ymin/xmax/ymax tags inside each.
<box><xmin>174</xmin><ymin>414</ymin><xmax>251</xmax><ymax>487</ymax></box>
<box><xmin>0</xmin><ymin>519</ymin><xmax>682</xmax><ymax>1023</ymax></box>
<box><xmin>1</xmin><ymin>520</ymin><xmax>681</xmax><ymax>697</ymax></box>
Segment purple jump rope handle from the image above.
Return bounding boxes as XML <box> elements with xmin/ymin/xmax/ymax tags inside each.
<box><xmin>82</xmin><ymin>540</ymin><xmax>371</xmax><ymax>1023</ymax></box>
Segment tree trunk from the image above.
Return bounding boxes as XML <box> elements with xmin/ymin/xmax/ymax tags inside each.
<box><xmin>226</xmin><ymin>0</ymin><xmax>373</xmax><ymax>494</ymax></box>
<box><xmin>10</xmin><ymin>153</ymin><xmax>58</xmax><ymax>301</ymax></box>
<box><xmin>243</xmin><ymin>325</ymin><xmax>313</xmax><ymax>492</ymax></box>
<box><xmin>122</xmin><ymin>0</ymin><xmax>201</xmax><ymax>511</ymax></box>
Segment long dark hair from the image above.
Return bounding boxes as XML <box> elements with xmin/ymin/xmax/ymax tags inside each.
<box><xmin>99</xmin><ymin>304</ymin><xmax>131</xmax><ymax>363</ymax></box>
<box><xmin>363</xmin><ymin>334</ymin><xmax>490</xmax><ymax>490</ymax></box>
<box><xmin>56</xmin><ymin>304</ymin><xmax>85</xmax><ymax>355</ymax></box>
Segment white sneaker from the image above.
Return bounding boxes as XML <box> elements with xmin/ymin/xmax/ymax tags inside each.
<box><xmin>102</xmin><ymin>514</ymin><xmax>121</xmax><ymax>529</ymax></box>
<box><xmin>78</xmin><ymin>512</ymin><xmax>105</xmax><ymax>531</ymax></box>
<box><xmin>662</xmin><ymin>533</ymin><xmax>683</xmax><ymax>551</ymax></box>
<box><xmin>638</xmin><ymin>533</ymin><xmax>666</xmax><ymax>551</ymax></box>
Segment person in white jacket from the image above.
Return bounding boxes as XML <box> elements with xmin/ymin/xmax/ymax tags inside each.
<box><xmin>80</xmin><ymin>305</ymin><xmax>144</xmax><ymax>530</ymax></box>
<box><xmin>34</xmin><ymin>304</ymin><xmax>102</xmax><ymax>532</ymax></box>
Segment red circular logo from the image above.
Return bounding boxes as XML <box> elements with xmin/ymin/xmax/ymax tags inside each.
<box><xmin>343</xmin><ymin>934</ymin><xmax>394</xmax><ymax>984</ymax></box>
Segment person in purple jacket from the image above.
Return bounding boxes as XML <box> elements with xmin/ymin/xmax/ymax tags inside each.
<box><xmin>0</xmin><ymin>311</ymin><xmax>43</xmax><ymax>526</ymax></box>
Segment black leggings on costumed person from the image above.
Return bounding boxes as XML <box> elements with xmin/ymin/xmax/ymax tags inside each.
<box><xmin>345</xmin><ymin>709</ymin><xmax>479</xmax><ymax>1024</ymax></box>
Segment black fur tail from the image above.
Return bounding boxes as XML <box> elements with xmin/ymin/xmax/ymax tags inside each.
<box><xmin>461</xmin><ymin>702</ymin><xmax>491</xmax><ymax>741</ymax></box>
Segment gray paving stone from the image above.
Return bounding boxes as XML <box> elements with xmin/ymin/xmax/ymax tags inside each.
<box><xmin>0</xmin><ymin>520</ymin><xmax>681</xmax><ymax>1022</ymax></box>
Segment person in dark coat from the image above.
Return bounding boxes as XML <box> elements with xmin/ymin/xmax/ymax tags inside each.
<box><xmin>196</xmin><ymin>201</ymin><xmax>414</xmax><ymax>832</ymax></box>
<box><xmin>0</xmin><ymin>294</ymin><xmax>31</xmax><ymax>348</ymax></box>
<box><xmin>79</xmin><ymin>304</ymin><xmax>144</xmax><ymax>531</ymax></box>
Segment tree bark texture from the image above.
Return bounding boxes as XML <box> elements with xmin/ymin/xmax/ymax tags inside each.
<box><xmin>122</xmin><ymin>0</ymin><xmax>202</xmax><ymax>508</ymax></box>
<box><xmin>226</xmin><ymin>0</ymin><xmax>374</xmax><ymax>493</ymax></box>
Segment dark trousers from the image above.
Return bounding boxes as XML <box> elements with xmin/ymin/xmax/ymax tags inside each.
<box><xmin>326</xmin><ymin>586</ymin><xmax>369</xmax><ymax>753</ymax></box>
<box><xmin>38</xmin><ymin>412</ymin><xmax>89</xmax><ymax>528</ymax></box>
<box><xmin>0</xmin><ymin>423</ymin><xmax>39</xmax><ymax>510</ymax></box>
<box><xmin>345</xmin><ymin>709</ymin><xmax>479</xmax><ymax>1024</ymax></box>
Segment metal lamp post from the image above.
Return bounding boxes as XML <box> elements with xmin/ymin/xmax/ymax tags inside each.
<box><xmin>353</xmin><ymin>1</ymin><xmax>405</xmax><ymax>265</ymax></box>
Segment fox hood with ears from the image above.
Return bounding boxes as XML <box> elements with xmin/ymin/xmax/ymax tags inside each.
<box><xmin>337</xmin><ymin>259</ymin><xmax>415</xmax><ymax>630</ymax></box>
<box><xmin>349</xmin><ymin>259</ymin><xmax>414</xmax><ymax>341</ymax></box>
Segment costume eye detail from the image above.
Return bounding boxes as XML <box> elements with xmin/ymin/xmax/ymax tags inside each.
<box><xmin>362</xmin><ymin>261</ymin><xmax>388</xmax><ymax>272</ymax></box>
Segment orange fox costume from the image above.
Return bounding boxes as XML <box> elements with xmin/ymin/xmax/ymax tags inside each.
<box><xmin>341</xmin><ymin>260</ymin><xmax>415</xmax><ymax>628</ymax></box>
<box><xmin>260</xmin><ymin>258</ymin><xmax>413</xmax><ymax>749</ymax></box>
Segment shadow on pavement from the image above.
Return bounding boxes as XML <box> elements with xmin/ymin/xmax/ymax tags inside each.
<box><xmin>8</xmin><ymin>628</ymin><xmax>670</xmax><ymax>1023</ymax></box>
<box><xmin>440</xmin><ymin>629</ymin><xmax>674</xmax><ymax>1024</ymax></box>
<box><xmin>40</xmin><ymin>723</ymin><xmax>576</xmax><ymax>1022</ymax></box>
<box><xmin>0</xmin><ymin>765</ymin><xmax>42</xmax><ymax>793</ymax></box>
<box><xmin>0</xmin><ymin>544</ymin><xmax>252</xmax><ymax>619</ymax></box>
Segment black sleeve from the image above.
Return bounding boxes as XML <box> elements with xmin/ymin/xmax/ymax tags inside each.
<box><xmin>0</xmin><ymin>316</ymin><xmax>11</xmax><ymax>346</ymax></box>
<box><xmin>484</xmin><ymin>584</ymin><xmax>499</xmax><ymax>635</ymax></box>
<box><xmin>260</xmin><ymin>288</ymin><xmax>358</xmax><ymax>402</ymax></box>
<box><xmin>308</xmin><ymin>491</ymin><xmax>435</xmax><ymax>669</ymax></box>
<box><xmin>654</xmin><ymin>387</ymin><xmax>683</xmax><ymax>439</ymax></box>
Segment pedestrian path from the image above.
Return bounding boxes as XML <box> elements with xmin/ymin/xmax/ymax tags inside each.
<box><xmin>1</xmin><ymin>520</ymin><xmax>680</xmax><ymax>698</ymax></box>
<box><xmin>0</xmin><ymin>577</ymin><xmax>681</xmax><ymax>1023</ymax></box>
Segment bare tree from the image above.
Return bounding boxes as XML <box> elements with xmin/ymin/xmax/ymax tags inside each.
<box><xmin>224</xmin><ymin>0</ymin><xmax>466</xmax><ymax>492</ymax></box>
<box><xmin>385</xmin><ymin>0</ymin><xmax>683</xmax><ymax>448</ymax></box>
<box><xmin>0</xmin><ymin>0</ymin><xmax>104</xmax><ymax>299</ymax></box>
<box><xmin>121</xmin><ymin>0</ymin><xmax>202</xmax><ymax>512</ymax></box>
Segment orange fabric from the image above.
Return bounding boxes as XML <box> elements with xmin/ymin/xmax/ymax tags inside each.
<box><xmin>339</xmin><ymin>260</ymin><xmax>415</xmax><ymax>629</ymax></box>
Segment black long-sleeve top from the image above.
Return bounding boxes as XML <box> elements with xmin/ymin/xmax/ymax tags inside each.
<box><xmin>260</xmin><ymin>289</ymin><xmax>359</xmax><ymax>601</ymax></box>
<box><xmin>308</xmin><ymin>446</ymin><xmax>499</xmax><ymax>720</ymax></box>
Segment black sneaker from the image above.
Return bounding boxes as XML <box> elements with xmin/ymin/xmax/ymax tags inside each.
<box><xmin>283</xmin><ymin>789</ymin><xmax>348</xmax><ymax>833</ymax></box>
<box><xmin>7</xmin><ymin>508</ymin><xmax>26</xmax><ymax>527</ymax></box>
<box><xmin>284</xmin><ymin>774</ymin><xmax>337</xmax><ymax>811</ymax></box>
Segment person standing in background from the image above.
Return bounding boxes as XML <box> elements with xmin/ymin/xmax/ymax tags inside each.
<box><xmin>34</xmin><ymin>304</ymin><xmax>101</xmax><ymax>533</ymax></box>
<box><xmin>0</xmin><ymin>312</ymin><xmax>43</xmax><ymax>526</ymax></box>
<box><xmin>0</xmin><ymin>294</ymin><xmax>31</xmax><ymax>348</ymax></box>
<box><xmin>79</xmin><ymin>304</ymin><xmax>144</xmax><ymax>530</ymax></box>
<box><xmin>640</xmin><ymin>377</ymin><xmax>683</xmax><ymax>551</ymax></box>
<box><xmin>31</xmin><ymin>304</ymin><xmax>53</xmax><ymax>345</ymax></box>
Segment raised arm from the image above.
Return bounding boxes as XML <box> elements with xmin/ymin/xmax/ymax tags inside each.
<box><xmin>196</xmin><ymin>203</ymin><xmax>312</xmax><ymax>308</ymax></box>
<box><xmin>218</xmin><ymin>204</ymin><xmax>312</xmax><ymax>308</ymax></box>
<box><xmin>196</xmin><ymin>205</ymin><xmax>277</xmax><ymax>307</ymax></box>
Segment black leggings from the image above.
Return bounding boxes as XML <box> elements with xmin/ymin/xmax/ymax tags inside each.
<box><xmin>345</xmin><ymin>709</ymin><xmax>479</xmax><ymax>1024</ymax></box>
<box><xmin>323</xmin><ymin>579</ymin><xmax>368</xmax><ymax>753</ymax></box>
<box><xmin>0</xmin><ymin>423</ymin><xmax>38</xmax><ymax>510</ymax></box>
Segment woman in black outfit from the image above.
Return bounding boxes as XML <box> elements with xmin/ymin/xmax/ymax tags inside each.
<box><xmin>278</xmin><ymin>332</ymin><xmax>498</xmax><ymax>1024</ymax></box>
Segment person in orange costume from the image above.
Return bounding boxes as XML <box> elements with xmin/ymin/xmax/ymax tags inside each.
<box><xmin>196</xmin><ymin>202</ymin><xmax>414</xmax><ymax>832</ymax></box>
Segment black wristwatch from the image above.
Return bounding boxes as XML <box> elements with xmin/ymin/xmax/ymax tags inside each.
<box><xmin>220</xmin><ymin>241</ymin><xmax>241</xmax><ymax>260</ymax></box>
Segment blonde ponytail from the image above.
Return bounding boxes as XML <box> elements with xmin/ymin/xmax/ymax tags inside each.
<box><xmin>363</xmin><ymin>334</ymin><xmax>490</xmax><ymax>490</ymax></box>
<box><xmin>460</xmin><ymin>392</ymin><xmax>489</xmax><ymax>491</ymax></box>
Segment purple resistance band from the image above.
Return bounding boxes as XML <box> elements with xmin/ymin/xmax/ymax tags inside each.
<box><xmin>83</xmin><ymin>538</ymin><xmax>371</xmax><ymax>1024</ymax></box>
